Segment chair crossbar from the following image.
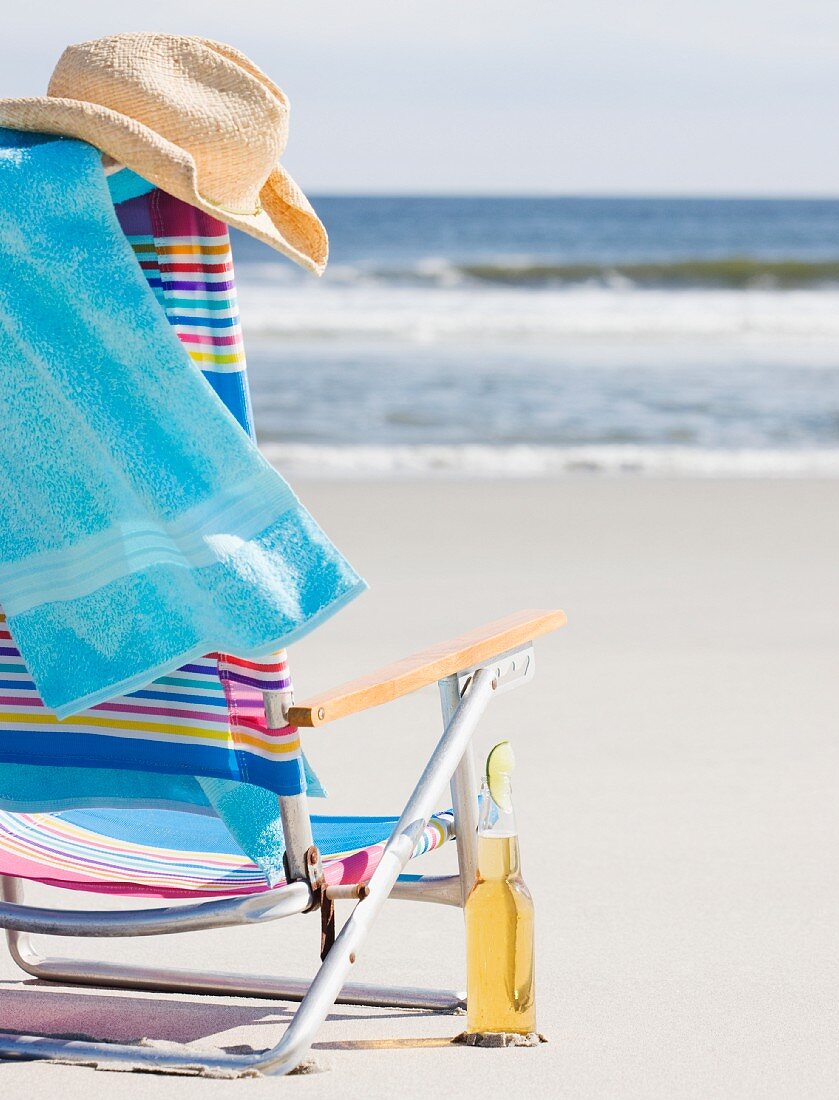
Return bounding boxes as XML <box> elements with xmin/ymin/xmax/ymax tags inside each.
<box><xmin>0</xmin><ymin>878</ymin><xmax>312</xmax><ymax>937</ymax></box>
<box><xmin>5</xmin><ymin>929</ymin><xmax>465</xmax><ymax>1011</ymax></box>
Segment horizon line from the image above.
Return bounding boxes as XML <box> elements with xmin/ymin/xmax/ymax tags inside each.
<box><xmin>306</xmin><ymin>190</ymin><xmax>839</xmax><ymax>202</ymax></box>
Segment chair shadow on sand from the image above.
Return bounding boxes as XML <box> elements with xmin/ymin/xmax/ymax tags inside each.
<box><xmin>0</xmin><ymin>981</ymin><xmax>456</xmax><ymax>1058</ymax></box>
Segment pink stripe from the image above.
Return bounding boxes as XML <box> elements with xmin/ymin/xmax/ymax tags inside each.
<box><xmin>160</xmin><ymin>261</ymin><xmax>233</xmax><ymax>274</ymax></box>
<box><xmin>177</xmin><ymin>332</ymin><xmax>243</xmax><ymax>347</ymax></box>
<box><xmin>233</xmin><ymin>717</ymin><xmax>272</xmax><ymax>735</ymax></box>
<box><xmin>0</xmin><ymin>695</ymin><xmax>44</xmax><ymax>708</ymax></box>
<box><xmin>222</xmin><ymin>654</ymin><xmax>288</xmax><ymax>672</ymax></box>
<box><xmin>3</xmin><ymin>842</ymin><xmax>388</xmax><ymax>899</ymax></box>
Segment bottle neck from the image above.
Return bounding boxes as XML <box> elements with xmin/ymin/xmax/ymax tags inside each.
<box><xmin>477</xmin><ymin>778</ymin><xmax>522</xmax><ymax>879</ymax></box>
<box><xmin>479</xmin><ymin>777</ymin><xmax>517</xmax><ymax>832</ymax></box>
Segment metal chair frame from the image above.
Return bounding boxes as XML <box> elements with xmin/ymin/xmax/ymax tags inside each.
<box><xmin>0</xmin><ymin>631</ymin><xmax>548</xmax><ymax>1077</ymax></box>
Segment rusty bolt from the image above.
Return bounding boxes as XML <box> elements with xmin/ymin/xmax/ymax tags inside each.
<box><xmin>349</xmin><ymin>952</ymin><xmax>356</xmax><ymax>964</ymax></box>
<box><xmin>308</xmin><ymin>848</ymin><xmax>318</xmax><ymax>865</ymax></box>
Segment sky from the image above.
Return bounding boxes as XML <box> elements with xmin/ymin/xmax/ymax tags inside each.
<box><xmin>2</xmin><ymin>0</ymin><xmax>839</xmax><ymax>196</ymax></box>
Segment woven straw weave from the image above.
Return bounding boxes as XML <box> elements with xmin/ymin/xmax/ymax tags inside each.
<box><xmin>0</xmin><ymin>33</ymin><xmax>327</xmax><ymax>273</ymax></box>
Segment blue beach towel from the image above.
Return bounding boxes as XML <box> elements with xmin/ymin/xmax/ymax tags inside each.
<box><xmin>0</xmin><ymin>130</ymin><xmax>365</xmax><ymax>717</ymax></box>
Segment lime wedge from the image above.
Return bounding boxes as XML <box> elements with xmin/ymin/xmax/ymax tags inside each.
<box><xmin>486</xmin><ymin>740</ymin><xmax>515</xmax><ymax>812</ymax></box>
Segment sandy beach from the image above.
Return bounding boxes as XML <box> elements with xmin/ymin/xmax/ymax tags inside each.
<box><xmin>1</xmin><ymin>476</ymin><xmax>837</xmax><ymax>1098</ymax></box>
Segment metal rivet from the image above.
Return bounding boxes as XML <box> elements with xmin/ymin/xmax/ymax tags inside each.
<box><xmin>317</xmin><ymin>707</ymin><xmax>326</xmax><ymax>721</ymax></box>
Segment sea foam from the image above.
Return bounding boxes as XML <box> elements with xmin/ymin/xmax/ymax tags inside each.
<box><xmin>237</xmin><ymin>276</ymin><xmax>839</xmax><ymax>346</ymax></box>
<box><xmin>261</xmin><ymin>444</ymin><xmax>839</xmax><ymax>480</ymax></box>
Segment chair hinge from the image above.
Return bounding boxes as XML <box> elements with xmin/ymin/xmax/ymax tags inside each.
<box><xmin>302</xmin><ymin>845</ymin><xmax>335</xmax><ymax>960</ymax></box>
<box><xmin>457</xmin><ymin>643</ymin><xmax>535</xmax><ymax>697</ymax></box>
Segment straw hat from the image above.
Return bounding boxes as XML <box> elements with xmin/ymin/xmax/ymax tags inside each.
<box><xmin>0</xmin><ymin>33</ymin><xmax>328</xmax><ymax>274</ymax></box>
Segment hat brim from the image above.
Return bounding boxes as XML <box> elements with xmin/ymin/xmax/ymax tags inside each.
<box><xmin>0</xmin><ymin>97</ymin><xmax>328</xmax><ymax>275</ymax></box>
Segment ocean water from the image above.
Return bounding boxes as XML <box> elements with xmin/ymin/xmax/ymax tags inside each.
<box><xmin>231</xmin><ymin>197</ymin><xmax>839</xmax><ymax>477</ymax></box>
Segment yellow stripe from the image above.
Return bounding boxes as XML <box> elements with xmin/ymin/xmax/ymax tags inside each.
<box><xmin>186</xmin><ymin>351</ymin><xmax>244</xmax><ymax>365</ymax></box>
<box><xmin>0</xmin><ymin>711</ymin><xmax>232</xmax><ymax>741</ymax></box>
<box><xmin>0</xmin><ymin>712</ymin><xmax>301</xmax><ymax>757</ymax></box>
<box><xmin>157</xmin><ymin>243</ymin><xmax>231</xmax><ymax>256</ymax></box>
<box><xmin>235</xmin><ymin>732</ymin><xmax>301</xmax><ymax>756</ymax></box>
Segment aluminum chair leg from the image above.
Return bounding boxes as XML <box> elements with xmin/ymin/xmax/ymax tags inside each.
<box><xmin>264</xmin><ymin>686</ymin><xmax>319</xmax><ymax>887</ymax></box>
<box><xmin>0</xmin><ymin>668</ymin><xmax>494</xmax><ymax>1076</ymax></box>
<box><xmin>440</xmin><ymin>674</ymin><xmax>480</xmax><ymax>905</ymax></box>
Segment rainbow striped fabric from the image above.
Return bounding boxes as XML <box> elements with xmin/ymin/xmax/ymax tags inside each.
<box><xmin>117</xmin><ymin>187</ymin><xmax>255</xmax><ymax>434</ymax></box>
<box><xmin>0</xmin><ymin>187</ymin><xmax>310</xmax><ymax>800</ymax></box>
<box><xmin>0</xmin><ymin>807</ymin><xmax>455</xmax><ymax>898</ymax></box>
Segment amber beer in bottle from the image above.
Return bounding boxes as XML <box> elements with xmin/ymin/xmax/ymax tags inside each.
<box><xmin>465</xmin><ymin>776</ymin><xmax>536</xmax><ymax>1034</ymax></box>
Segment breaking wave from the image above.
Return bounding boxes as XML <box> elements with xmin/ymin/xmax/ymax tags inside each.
<box><xmin>238</xmin><ymin>255</ymin><xmax>839</xmax><ymax>290</ymax></box>
<box><xmin>443</xmin><ymin>258</ymin><xmax>839</xmax><ymax>288</ymax></box>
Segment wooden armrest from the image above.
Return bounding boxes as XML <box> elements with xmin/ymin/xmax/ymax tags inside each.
<box><xmin>286</xmin><ymin>608</ymin><xmax>567</xmax><ymax>727</ymax></box>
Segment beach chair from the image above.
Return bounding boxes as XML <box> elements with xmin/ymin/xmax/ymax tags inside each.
<box><xmin>0</xmin><ymin>137</ymin><xmax>565</xmax><ymax>1076</ymax></box>
<box><xmin>0</xmin><ymin>608</ymin><xmax>565</xmax><ymax>1076</ymax></box>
